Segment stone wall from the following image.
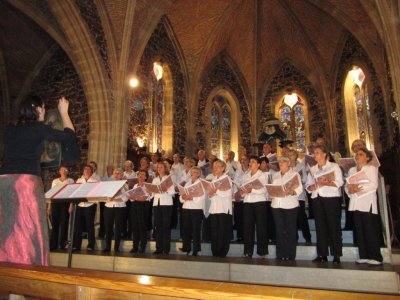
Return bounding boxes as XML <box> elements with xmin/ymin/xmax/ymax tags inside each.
<box><xmin>30</xmin><ymin>48</ymin><xmax>88</xmax><ymax>189</ymax></box>
<box><xmin>196</xmin><ymin>54</ymin><xmax>251</xmax><ymax>154</ymax></box>
<box><xmin>75</xmin><ymin>0</ymin><xmax>112</xmax><ymax>81</ymax></box>
<box><xmin>129</xmin><ymin>19</ymin><xmax>187</xmax><ymax>155</ymax></box>
<box><xmin>261</xmin><ymin>62</ymin><xmax>326</xmax><ymax>143</ymax></box>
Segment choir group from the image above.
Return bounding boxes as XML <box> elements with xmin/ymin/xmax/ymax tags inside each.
<box><xmin>48</xmin><ymin>138</ymin><xmax>383</xmax><ymax>265</ymax></box>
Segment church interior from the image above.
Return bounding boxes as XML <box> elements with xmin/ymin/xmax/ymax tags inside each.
<box><xmin>1</xmin><ymin>0</ymin><xmax>400</xmax><ymax>298</ymax></box>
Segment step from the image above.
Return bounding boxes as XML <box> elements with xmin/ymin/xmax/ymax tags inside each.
<box><xmin>74</xmin><ymin>238</ymin><xmax>391</xmax><ymax>263</ymax></box>
<box><xmin>49</xmin><ymin>252</ymin><xmax>400</xmax><ymax>295</ymax></box>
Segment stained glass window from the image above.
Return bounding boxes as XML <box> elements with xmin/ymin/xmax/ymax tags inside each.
<box><xmin>353</xmin><ymin>81</ymin><xmax>374</xmax><ymax>147</ymax></box>
<box><xmin>150</xmin><ymin>75</ymin><xmax>164</xmax><ymax>152</ymax></box>
<box><xmin>210</xmin><ymin>96</ymin><xmax>231</xmax><ymax>158</ymax></box>
<box><xmin>279</xmin><ymin>96</ymin><xmax>307</xmax><ymax>152</ymax></box>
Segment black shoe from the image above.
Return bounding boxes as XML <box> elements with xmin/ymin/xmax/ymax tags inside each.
<box><xmin>130</xmin><ymin>248</ymin><xmax>138</xmax><ymax>253</ymax></box>
<box><xmin>179</xmin><ymin>247</ymin><xmax>190</xmax><ymax>254</ymax></box>
<box><xmin>153</xmin><ymin>250</ymin><xmax>163</xmax><ymax>255</ymax></box>
<box><xmin>192</xmin><ymin>251</ymin><xmax>198</xmax><ymax>256</ymax></box>
<box><xmin>102</xmin><ymin>248</ymin><xmax>110</xmax><ymax>253</ymax></box>
<box><xmin>139</xmin><ymin>247</ymin><xmax>145</xmax><ymax>254</ymax></box>
<box><xmin>305</xmin><ymin>239</ymin><xmax>312</xmax><ymax>245</ymax></box>
<box><xmin>333</xmin><ymin>256</ymin><xmax>341</xmax><ymax>264</ymax></box>
<box><xmin>312</xmin><ymin>256</ymin><xmax>328</xmax><ymax>263</ymax></box>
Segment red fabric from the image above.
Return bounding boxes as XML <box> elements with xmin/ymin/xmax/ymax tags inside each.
<box><xmin>0</xmin><ymin>174</ymin><xmax>49</xmax><ymax>266</ymax></box>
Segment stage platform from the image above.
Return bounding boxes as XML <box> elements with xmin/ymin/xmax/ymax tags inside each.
<box><xmin>50</xmin><ymin>240</ymin><xmax>399</xmax><ymax>295</ymax></box>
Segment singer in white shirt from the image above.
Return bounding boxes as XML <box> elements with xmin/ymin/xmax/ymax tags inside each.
<box><xmin>271</xmin><ymin>156</ymin><xmax>303</xmax><ymax>261</ymax></box>
<box><xmin>103</xmin><ymin>168</ymin><xmax>129</xmax><ymax>253</ymax></box>
<box><xmin>128</xmin><ymin>169</ymin><xmax>151</xmax><ymax>254</ymax></box>
<box><xmin>306</xmin><ymin>145</ymin><xmax>344</xmax><ymax>264</ymax></box>
<box><xmin>179</xmin><ymin>167</ymin><xmax>205</xmax><ymax>256</ymax></box>
<box><xmin>240</xmin><ymin>156</ymin><xmax>269</xmax><ymax>258</ymax></box>
<box><xmin>345</xmin><ymin>148</ymin><xmax>382</xmax><ymax>265</ymax></box>
<box><xmin>208</xmin><ymin>160</ymin><xmax>233</xmax><ymax>257</ymax></box>
<box><xmin>152</xmin><ymin>162</ymin><xmax>175</xmax><ymax>254</ymax></box>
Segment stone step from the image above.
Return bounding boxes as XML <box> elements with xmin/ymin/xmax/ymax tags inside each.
<box><xmin>75</xmin><ymin>238</ymin><xmax>391</xmax><ymax>263</ymax></box>
<box><xmin>49</xmin><ymin>252</ymin><xmax>399</xmax><ymax>295</ymax></box>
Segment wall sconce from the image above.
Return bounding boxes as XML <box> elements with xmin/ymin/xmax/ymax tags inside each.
<box><xmin>153</xmin><ymin>62</ymin><xmax>163</xmax><ymax>81</ymax></box>
<box><xmin>129</xmin><ymin>77</ymin><xmax>139</xmax><ymax>88</ymax></box>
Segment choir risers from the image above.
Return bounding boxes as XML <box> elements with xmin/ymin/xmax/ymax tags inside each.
<box><xmin>50</xmin><ymin>252</ymin><xmax>400</xmax><ymax>295</ymax></box>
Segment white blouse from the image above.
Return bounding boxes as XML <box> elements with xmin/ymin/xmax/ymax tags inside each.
<box><xmin>152</xmin><ymin>175</ymin><xmax>175</xmax><ymax>206</ymax></box>
<box><xmin>306</xmin><ymin>161</ymin><xmax>343</xmax><ymax>198</ymax></box>
<box><xmin>346</xmin><ymin>164</ymin><xmax>379</xmax><ymax>214</ymax></box>
<box><xmin>179</xmin><ymin>179</ymin><xmax>205</xmax><ymax>211</ymax></box>
<box><xmin>242</xmin><ymin>169</ymin><xmax>268</xmax><ymax>203</ymax></box>
<box><xmin>271</xmin><ymin>169</ymin><xmax>303</xmax><ymax>209</ymax></box>
<box><xmin>208</xmin><ymin>174</ymin><xmax>233</xmax><ymax>215</ymax></box>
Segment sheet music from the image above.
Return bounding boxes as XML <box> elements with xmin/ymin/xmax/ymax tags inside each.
<box><xmin>45</xmin><ymin>183</ymin><xmax>67</xmax><ymax>199</ymax></box>
<box><xmin>314</xmin><ymin>169</ymin><xmax>335</xmax><ymax>185</ymax></box>
<box><xmin>124</xmin><ymin>186</ymin><xmax>148</xmax><ymax>197</ymax></box>
<box><xmin>184</xmin><ymin>181</ymin><xmax>204</xmax><ymax>197</ymax></box>
<box><xmin>200</xmin><ymin>178</ymin><xmax>214</xmax><ymax>194</ymax></box>
<box><xmin>339</xmin><ymin>157</ymin><xmax>357</xmax><ymax>174</ymax></box>
<box><xmin>87</xmin><ymin>180</ymin><xmax>127</xmax><ymax>198</ymax></box>
<box><xmin>346</xmin><ymin>170</ymin><xmax>370</xmax><ymax>185</ymax></box>
<box><xmin>283</xmin><ymin>173</ymin><xmax>301</xmax><ymax>191</ymax></box>
<box><xmin>265</xmin><ymin>184</ymin><xmax>286</xmax><ymax>198</ymax></box>
<box><xmin>52</xmin><ymin>184</ymin><xmax>82</xmax><ymax>199</ymax></box>
<box><xmin>212</xmin><ymin>175</ymin><xmax>232</xmax><ymax>191</ymax></box>
<box><xmin>144</xmin><ymin>182</ymin><xmax>162</xmax><ymax>194</ymax></box>
<box><xmin>241</xmin><ymin>178</ymin><xmax>264</xmax><ymax>190</ymax></box>
<box><xmin>70</xmin><ymin>182</ymin><xmax>98</xmax><ymax>198</ymax></box>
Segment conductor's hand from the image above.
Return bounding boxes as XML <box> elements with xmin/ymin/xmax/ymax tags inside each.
<box><xmin>58</xmin><ymin>97</ymin><xmax>69</xmax><ymax>115</ymax></box>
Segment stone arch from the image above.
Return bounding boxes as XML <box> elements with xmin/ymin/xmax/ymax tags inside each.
<box><xmin>196</xmin><ymin>52</ymin><xmax>251</xmax><ymax>154</ymax></box>
<box><xmin>260</xmin><ymin>62</ymin><xmax>326</xmax><ymax>146</ymax></box>
<box><xmin>333</xmin><ymin>33</ymin><xmax>391</xmax><ymax>155</ymax></box>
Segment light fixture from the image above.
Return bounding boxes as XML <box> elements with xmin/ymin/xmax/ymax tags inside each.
<box><xmin>137</xmin><ymin>137</ymin><xmax>146</xmax><ymax>147</ymax></box>
<box><xmin>349</xmin><ymin>67</ymin><xmax>365</xmax><ymax>87</ymax></box>
<box><xmin>284</xmin><ymin>93</ymin><xmax>298</xmax><ymax>108</ymax></box>
<box><xmin>129</xmin><ymin>77</ymin><xmax>139</xmax><ymax>88</ymax></box>
<box><xmin>153</xmin><ymin>62</ymin><xmax>163</xmax><ymax>81</ymax></box>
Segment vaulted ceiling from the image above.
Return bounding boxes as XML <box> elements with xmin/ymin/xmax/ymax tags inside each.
<box><xmin>0</xmin><ymin>0</ymin><xmax>385</xmax><ymax>107</ymax></box>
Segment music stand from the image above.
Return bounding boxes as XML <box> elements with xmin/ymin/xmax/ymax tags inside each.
<box><xmin>50</xmin><ymin>197</ymin><xmax>86</xmax><ymax>268</ymax></box>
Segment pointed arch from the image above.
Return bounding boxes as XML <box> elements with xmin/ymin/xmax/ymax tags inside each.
<box><xmin>196</xmin><ymin>52</ymin><xmax>251</xmax><ymax>154</ymax></box>
<box><xmin>260</xmin><ymin>62</ymin><xmax>326</xmax><ymax>146</ymax></box>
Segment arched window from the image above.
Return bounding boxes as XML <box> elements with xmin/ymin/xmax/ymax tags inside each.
<box><xmin>210</xmin><ymin>96</ymin><xmax>232</xmax><ymax>158</ymax></box>
<box><xmin>278</xmin><ymin>93</ymin><xmax>307</xmax><ymax>153</ymax></box>
<box><xmin>148</xmin><ymin>62</ymin><xmax>173</xmax><ymax>155</ymax></box>
<box><xmin>344</xmin><ymin>66</ymin><xmax>374</xmax><ymax>150</ymax></box>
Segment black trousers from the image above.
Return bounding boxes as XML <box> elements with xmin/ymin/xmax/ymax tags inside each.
<box><xmin>73</xmin><ymin>204</ymin><xmax>97</xmax><ymax>249</ymax></box>
<box><xmin>98</xmin><ymin>202</ymin><xmax>105</xmax><ymax>237</ymax></box>
<box><xmin>297</xmin><ymin>201</ymin><xmax>311</xmax><ymax>242</ymax></box>
<box><xmin>233</xmin><ymin>201</ymin><xmax>244</xmax><ymax>240</ymax></box>
<box><xmin>181</xmin><ymin>209</ymin><xmax>203</xmax><ymax>253</ymax></box>
<box><xmin>343</xmin><ymin>193</ymin><xmax>354</xmax><ymax>230</ymax></box>
<box><xmin>50</xmin><ymin>203</ymin><xmax>70</xmax><ymax>250</ymax></box>
<box><xmin>272</xmin><ymin>207</ymin><xmax>298</xmax><ymax>260</ymax></box>
<box><xmin>243</xmin><ymin>202</ymin><xmax>268</xmax><ymax>256</ymax></box>
<box><xmin>266</xmin><ymin>201</ymin><xmax>276</xmax><ymax>241</ymax></box>
<box><xmin>210</xmin><ymin>213</ymin><xmax>232</xmax><ymax>257</ymax></box>
<box><xmin>353</xmin><ymin>211</ymin><xmax>383</xmax><ymax>262</ymax></box>
<box><xmin>104</xmin><ymin>206</ymin><xmax>126</xmax><ymax>250</ymax></box>
<box><xmin>202</xmin><ymin>216</ymin><xmax>211</xmax><ymax>242</ymax></box>
<box><xmin>313</xmin><ymin>196</ymin><xmax>342</xmax><ymax>257</ymax></box>
<box><xmin>130</xmin><ymin>201</ymin><xmax>149</xmax><ymax>250</ymax></box>
<box><xmin>122</xmin><ymin>201</ymin><xmax>132</xmax><ymax>239</ymax></box>
<box><xmin>153</xmin><ymin>205</ymin><xmax>172</xmax><ymax>253</ymax></box>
